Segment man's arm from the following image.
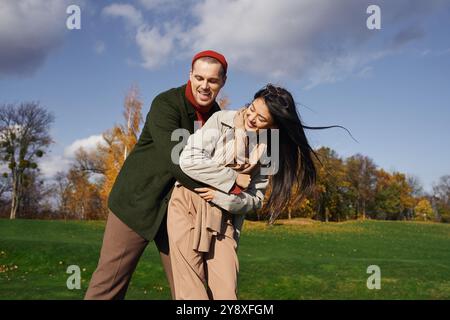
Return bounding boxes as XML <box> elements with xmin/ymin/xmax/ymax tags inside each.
<box><xmin>147</xmin><ymin>95</ymin><xmax>205</xmax><ymax>191</ymax></box>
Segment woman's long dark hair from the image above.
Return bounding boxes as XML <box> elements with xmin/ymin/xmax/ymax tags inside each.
<box><xmin>255</xmin><ymin>84</ymin><xmax>348</xmax><ymax>224</ymax></box>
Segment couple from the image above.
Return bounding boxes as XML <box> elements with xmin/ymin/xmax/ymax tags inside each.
<box><xmin>84</xmin><ymin>50</ymin><xmax>317</xmax><ymax>300</ymax></box>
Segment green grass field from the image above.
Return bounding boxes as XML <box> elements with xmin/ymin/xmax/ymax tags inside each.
<box><xmin>0</xmin><ymin>218</ymin><xmax>449</xmax><ymax>300</ymax></box>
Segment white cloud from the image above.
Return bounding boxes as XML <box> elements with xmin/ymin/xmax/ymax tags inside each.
<box><xmin>102</xmin><ymin>3</ymin><xmax>181</xmax><ymax>69</ymax></box>
<box><xmin>63</xmin><ymin>134</ymin><xmax>105</xmax><ymax>158</ymax></box>
<box><xmin>0</xmin><ymin>0</ymin><xmax>73</xmax><ymax>76</ymax></box>
<box><xmin>183</xmin><ymin>0</ymin><xmax>431</xmax><ymax>88</ymax></box>
<box><xmin>357</xmin><ymin>66</ymin><xmax>373</xmax><ymax>79</ymax></box>
<box><xmin>106</xmin><ymin>0</ymin><xmax>448</xmax><ymax>87</ymax></box>
<box><xmin>139</xmin><ymin>0</ymin><xmax>175</xmax><ymax>10</ymax></box>
<box><xmin>102</xmin><ymin>3</ymin><xmax>143</xmax><ymax>27</ymax></box>
<box><xmin>136</xmin><ymin>24</ymin><xmax>178</xmax><ymax>69</ymax></box>
<box><xmin>38</xmin><ymin>134</ymin><xmax>106</xmax><ymax>179</ymax></box>
<box><xmin>420</xmin><ymin>47</ymin><xmax>450</xmax><ymax>57</ymax></box>
<box><xmin>39</xmin><ymin>154</ymin><xmax>72</xmax><ymax>178</ymax></box>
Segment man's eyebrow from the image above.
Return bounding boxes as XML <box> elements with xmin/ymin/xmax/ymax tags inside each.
<box><xmin>194</xmin><ymin>74</ymin><xmax>220</xmax><ymax>81</ymax></box>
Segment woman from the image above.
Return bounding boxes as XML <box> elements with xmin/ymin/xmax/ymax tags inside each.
<box><xmin>167</xmin><ymin>84</ymin><xmax>319</xmax><ymax>300</ymax></box>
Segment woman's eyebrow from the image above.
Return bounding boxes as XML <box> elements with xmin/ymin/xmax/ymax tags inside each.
<box><xmin>251</xmin><ymin>103</ymin><xmax>267</xmax><ymax>121</ymax></box>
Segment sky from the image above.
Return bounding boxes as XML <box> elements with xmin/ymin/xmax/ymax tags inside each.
<box><xmin>0</xmin><ymin>0</ymin><xmax>449</xmax><ymax>193</ymax></box>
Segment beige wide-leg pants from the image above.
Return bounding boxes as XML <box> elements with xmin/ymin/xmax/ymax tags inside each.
<box><xmin>167</xmin><ymin>185</ymin><xmax>239</xmax><ymax>300</ymax></box>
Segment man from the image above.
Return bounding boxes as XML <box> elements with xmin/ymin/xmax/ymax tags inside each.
<box><xmin>85</xmin><ymin>50</ymin><xmax>231</xmax><ymax>300</ymax></box>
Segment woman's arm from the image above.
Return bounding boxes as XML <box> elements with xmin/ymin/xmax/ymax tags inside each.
<box><xmin>179</xmin><ymin>111</ymin><xmax>239</xmax><ymax>194</ymax></box>
<box><xmin>210</xmin><ymin>172</ymin><xmax>269</xmax><ymax>214</ymax></box>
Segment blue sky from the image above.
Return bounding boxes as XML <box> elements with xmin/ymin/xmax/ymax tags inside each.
<box><xmin>0</xmin><ymin>0</ymin><xmax>449</xmax><ymax>192</ymax></box>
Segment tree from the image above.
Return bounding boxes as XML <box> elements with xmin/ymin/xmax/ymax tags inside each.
<box><xmin>98</xmin><ymin>86</ymin><xmax>143</xmax><ymax>204</ymax></box>
<box><xmin>407</xmin><ymin>175</ymin><xmax>424</xmax><ymax>198</ymax></box>
<box><xmin>58</xmin><ymin>86</ymin><xmax>144</xmax><ymax>219</ymax></box>
<box><xmin>73</xmin><ymin>147</ymin><xmax>105</xmax><ymax>175</ymax></box>
<box><xmin>54</xmin><ymin>171</ymin><xmax>71</xmax><ymax>220</ymax></box>
<box><xmin>432</xmin><ymin>175</ymin><xmax>450</xmax><ymax>222</ymax></box>
<box><xmin>217</xmin><ymin>94</ymin><xmax>231</xmax><ymax>109</ymax></box>
<box><xmin>0</xmin><ymin>173</ymin><xmax>12</xmax><ymax>217</ymax></box>
<box><xmin>312</xmin><ymin>147</ymin><xmax>349</xmax><ymax>222</ymax></box>
<box><xmin>19</xmin><ymin>170</ymin><xmax>54</xmax><ymax>219</ymax></box>
<box><xmin>407</xmin><ymin>174</ymin><xmax>425</xmax><ymax>220</ymax></box>
<box><xmin>63</xmin><ymin>168</ymin><xmax>104</xmax><ymax>220</ymax></box>
<box><xmin>414</xmin><ymin>198</ymin><xmax>434</xmax><ymax>221</ymax></box>
<box><xmin>374</xmin><ymin>170</ymin><xmax>414</xmax><ymax>220</ymax></box>
<box><xmin>345</xmin><ymin>154</ymin><xmax>377</xmax><ymax>219</ymax></box>
<box><xmin>0</xmin><ymin>102</ymin><xmax>54</xmax><ymax>219</ymax></box>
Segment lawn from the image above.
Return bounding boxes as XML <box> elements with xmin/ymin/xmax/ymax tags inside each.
<box><xmin>0</xmin><ymin>218</ymin><xmax>449</xmax><ymax>299</ymax></box>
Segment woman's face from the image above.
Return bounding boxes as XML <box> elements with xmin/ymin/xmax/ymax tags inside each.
<box><xmin>244</xmin><ymin>98</ymin><xmax>276</xmax><ymax>131</ymax></box>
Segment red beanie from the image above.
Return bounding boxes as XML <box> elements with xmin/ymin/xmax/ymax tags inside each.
<box><xmin>192</xmin><ymin>50</ymin><xmax>228</xmax><ymax>75</ymax></box>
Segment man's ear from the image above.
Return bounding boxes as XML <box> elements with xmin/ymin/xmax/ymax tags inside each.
<box><xmin>221</xmin><ymin>75</ymin><xmax>227</xmax><ymax>87</ymax></box>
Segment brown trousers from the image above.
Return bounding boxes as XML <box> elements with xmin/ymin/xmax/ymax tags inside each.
<box><xmin>84</xmin><ymin>210</ymin><xmax>175</xmax><ymax>300</ymax></box>
<box><xmin>167</xmin><ymin>185</ymin><xmax>239</xmax><ymax>300</ymax></box>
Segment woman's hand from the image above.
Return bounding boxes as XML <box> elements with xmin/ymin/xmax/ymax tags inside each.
<box><xmin>194</xmin><ymin>187</ymin><xmax>216</xmax><ymax>202</ymax></box>
<box><xmin>236</xmin><ymin>173</ymin><xmax>251</xmax><ymax>189</ymax></box>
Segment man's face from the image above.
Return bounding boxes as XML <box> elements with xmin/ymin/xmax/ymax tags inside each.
<box><xmin>189</xmin><ymin>60</ymin><xmax>226</xmax><ymax>107</ymax></box>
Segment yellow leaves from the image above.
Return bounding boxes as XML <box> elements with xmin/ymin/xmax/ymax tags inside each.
<box><xmin>98</xmin><ymin>87</ymin><xmax>143</xmax><ymax>207</ymax></box>
<box><xmin>415</xmin><ymin>199</ymin><xmax>434</xmax><ymax>221</ymax></box>
<box><xmin>218</xmin><ymin>95</ymin><xmax>231</xmax><ymax>109</ymax></box>
<box><xmin>61</xmin><ymin>87</ymin><xmax>144</xmax><ymax>219</ymax></box>
<box><xmin>0</xmin><ymin>264</ymin><xmax>18</xmax><ymax>273</ymax></box>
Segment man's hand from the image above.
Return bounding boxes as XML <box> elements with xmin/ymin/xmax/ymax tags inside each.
<box><xmin>194</xmin><ymin>187</ymin><xmax>216</xmax><ymax>202</ymax></box>
<box><xmin>236</xmin><ymin>173</ymin><xmax>251</xmax><ymax>189</ymax></box>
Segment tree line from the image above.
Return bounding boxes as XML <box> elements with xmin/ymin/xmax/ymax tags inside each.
<box><xmin>259</xmin><ymin>148</ymin><xmax>450</xmax><ymax>223</ymax></box>
<box><xmin>0</xmin><ymin>88</ymin><xmax>449</xmax><ymax>223</ymax></box>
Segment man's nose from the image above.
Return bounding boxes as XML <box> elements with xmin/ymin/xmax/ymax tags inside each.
<box><xmin>200</xmin><ymin>80</ymin><xmax>210</xmax><ymax>90</ymax></box>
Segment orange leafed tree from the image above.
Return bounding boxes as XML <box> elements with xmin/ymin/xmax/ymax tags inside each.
<box><xmin>99</xmin><ymin>86</ymin><xmax>143</xmax><ymax>203</ymax></box>
<box><xmin>218</xmin><ymin>94</ymin><xmax>231</xmax><ymax>109</ymax></box>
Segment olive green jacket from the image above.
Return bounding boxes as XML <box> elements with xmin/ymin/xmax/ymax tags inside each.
<box><xmin>108</xmin><ymin>84</ymin><xmax>222</xmax><ymax>240</ymax></box>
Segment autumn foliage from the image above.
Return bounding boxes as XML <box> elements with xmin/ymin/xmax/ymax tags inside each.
<box><xmin>2</xmin><ymin>90</ymin><xmax>449</xmax><ymax>223</ymax></box>
<box><xmin>53</xmin><ymin>86</ymin><xmax>143</xmax><ymax>220</ymax></box>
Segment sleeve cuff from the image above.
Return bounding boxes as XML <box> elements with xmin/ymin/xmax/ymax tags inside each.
<box><xmin>229</xmin><ymin>183</ymin><xmax>242</xmax><ymax>195</ymax></box>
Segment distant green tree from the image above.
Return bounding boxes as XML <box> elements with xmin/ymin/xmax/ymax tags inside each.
<box><xmin>374</xmin><ymin>170</ymin><xmax>414</xmax><ymax>220</ymax></box>
<box><xmin>345</xmin><ymin>154</ymin><xmax>377</xmax><ymax>219</ymax></box>
<box><xmin>312</xmin><ymin>147</ymin><xmax>350</xmax><ymax>222</ymax></box>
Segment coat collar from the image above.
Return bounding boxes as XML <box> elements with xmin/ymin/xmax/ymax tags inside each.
<box><xmin>182</xmin><ymin>84</ymin><xmax>222</xmax><ymax>120</ymax></box>
<box><xmin>219</xmin><ymin>110</ymin><xmax>237</xmax><ymax>128</ymax></box>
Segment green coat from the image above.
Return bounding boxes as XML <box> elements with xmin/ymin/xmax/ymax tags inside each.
<box><xmin>108</xmin><ymin>84</ymin><xmax>221</xmax><ymax>240</ymax></box>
